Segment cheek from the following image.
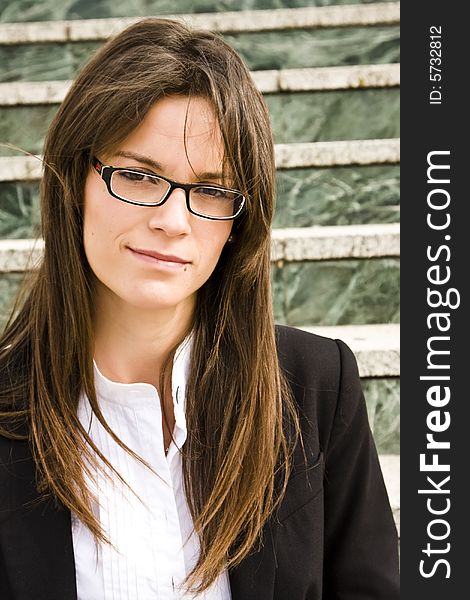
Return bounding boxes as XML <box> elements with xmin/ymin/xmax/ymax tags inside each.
<box><xmin>83</xmin><ymin>176</ymin><xmax>129</xmax><ymax>248</ymax></box>
<box><xmin>83</xmin><ymin>173</ymin><xmax>105</xmax><ymax>233</ymax></box>
<box><xmin>83</xmin><ymin>176</ymin><xmax>120</xmax><ymax>268</ymax></box>
<box><xmin>196</xmin><ymin>222</ymin><xmax>232</xmax><ymax>267</ymax></box>
<box><xmin>84</xmin><ymin>205</ymin><xmax>111</xmax><ymax>243</ymax></box>
<box><xmin>83</xmin><ymin>201</ymin><xmax>107</xmax><ymax>261</ymax></box>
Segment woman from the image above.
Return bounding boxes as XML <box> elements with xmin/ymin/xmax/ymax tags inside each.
<box><xmin>0</xmin><ymin>18</ymin><xmax>399</xmax><ymax>599</ymax></box>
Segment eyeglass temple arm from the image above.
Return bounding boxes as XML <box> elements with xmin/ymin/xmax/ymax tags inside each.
<box><xmin>93</xmin><ymin>157</ymin><xmax>103</xmax><ymax>174</ymax></box>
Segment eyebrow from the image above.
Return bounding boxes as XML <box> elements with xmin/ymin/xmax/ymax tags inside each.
<box><xmin>115</xmin><ymin>150</ymin><xmax>226</xmax><ymax>182</ymax></box>
<box><xmin>115</xmin><ymin>150</ymin><xmax>164</xmax><ymax>171</ymax></box>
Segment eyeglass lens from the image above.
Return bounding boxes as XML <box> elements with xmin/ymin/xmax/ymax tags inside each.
<box><xmin>111</xmin><ymin>170</ymin><xmax>243</xmax><ymax>219</ymax></box>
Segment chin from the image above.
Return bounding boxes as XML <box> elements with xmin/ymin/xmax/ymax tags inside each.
<box><xmin>125</xmin><ymin>290</ymin><xmax>196</xmax><ymax>314</ymax></box>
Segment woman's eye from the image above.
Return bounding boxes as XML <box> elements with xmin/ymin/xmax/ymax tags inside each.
<box><xmin>198</xmin><ymin>187</ymin><xmax>229</xmax><ymax>199</ymax></box>
<box><xmin>118</xmin><ymin>170</ymin><xmax>161</xmax><ymax>185</ymax></box>
<box><xmin>121</xmin><ymin>171</ymin><xmax>146</xmax><ymax>181</ymax></box>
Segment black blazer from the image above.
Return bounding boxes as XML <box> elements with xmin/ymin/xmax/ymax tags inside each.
<box><xmin>0</xmin><ymin>325</ymin><xmax>399</xmax><ymax>599</ymax></box>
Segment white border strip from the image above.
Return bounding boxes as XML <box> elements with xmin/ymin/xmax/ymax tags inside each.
<box><xmin>0</xmin><ymin>64</ymin><xmax>400</xmax><ymax>106</ymax></box>
<box><xmin>0</xmin><ymin>238</ymin><xmax>44</xmax><ymax>272</ymax></box>
<box><xmin>0</xmin><ymin>224</ymin><xmax>399</xmax><ymax>274</ymax></box>
<box><xmin>0</xmin><ymin>3</ymin><xmax>400</xmax><ymax>45</ymax></box>
<box><xmin>0</xmin><ymin>155</ymin><xmax>43</xmax><ymax>181</ymax></box>
<box><xmin>272</xmin><ymin>223</ymin><xmax>399</xmax><ymax>261</ymax></box>
<box><xmin>379</xmin><ymin>454</ymin><xmax>400</xmax><ymax>531</ymax></box>
<box><xmin>0</xmin><ymin>139</ymin><xmax>400</xmax><ymax>182</ymax></box>
<box><xmin>0</xmin><ymin>80</ymin><xmax>71</xmax><ymax>106</ymax></box>
<box><xmin>300</xmin><ymin>323</ymin><xmax>399</xmax><ymax>378</ymax></box>
<box><xmin>253</xmin><ymin>63</ymin><xmax>400</xmax><ymax>93</ymax></box>
<box><xmin>275</xmin><ymin>139</ymin><xmax>400</xmax><ymax>168</ymax></box>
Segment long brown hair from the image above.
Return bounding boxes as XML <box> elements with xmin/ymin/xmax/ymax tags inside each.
<box><xmin>0</xmin><ymin>18</ymin><xmax>299</xmax><ymax>592</ymax></box>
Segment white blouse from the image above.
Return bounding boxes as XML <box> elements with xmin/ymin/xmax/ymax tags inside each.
<box><xmin>72</xmin><ymin>338</ymin><xmax>231</xmax><ymax>600</ymax></box>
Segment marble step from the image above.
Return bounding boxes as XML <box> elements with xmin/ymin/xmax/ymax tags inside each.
<box><xmin>272</xmin><ymin>223</ymin><xmax>399</xmax><ymax>262</ymax></box>
<box><xmin>0</xmin><ymin>3</ymin><xmax>400</xmax><ymax>45</ymax></box>
<box><xmin>0</xmin><ymin>63</ymin><xmax>400</xmax><ymax>106</ymax></box>
<box><xmin>0</xmin><ymin>223</ymin><xmax>400</xmax><ymax>273</ymax></box>
<box><xmin>0</xmin><ymin>138</ymin><xmax>400</xmax><ymax>182</ymax></box>
<box><xmin>275</xmin><ymin>139</ymin><xmax>400</xmax><ymax>168</ymax></box>
<box><xmin>254</xmin><ymin>63</ymin><xmax>400</xmax><ymax>93</ymax></box>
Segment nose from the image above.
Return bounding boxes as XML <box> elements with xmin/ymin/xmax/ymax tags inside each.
<box><xmin>146</xmin><ymin>187</ymin><xmax>192</xmax><ymax>237</ymax></box>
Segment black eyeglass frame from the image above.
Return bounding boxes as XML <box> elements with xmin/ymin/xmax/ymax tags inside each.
<box><xmin>92</xmin><ymin>157</ymin><xmax>247</xmax><ymax>221</ymax></box>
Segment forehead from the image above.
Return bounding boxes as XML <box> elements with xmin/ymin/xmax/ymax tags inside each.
<box><xmin>111</xmin><ymin>96</ymin><xmax>226</xmax><ymax>179</ymax></box>
<box><xmin>144</xmin><ymin>95</ymin><xmax>219</xmax><ymax>138</ymax></box>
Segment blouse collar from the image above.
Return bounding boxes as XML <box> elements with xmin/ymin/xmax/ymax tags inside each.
<box><xmin>92</xmin><ymin>335</ymin><xmax>192</xmax><ymax>417</ymax></box>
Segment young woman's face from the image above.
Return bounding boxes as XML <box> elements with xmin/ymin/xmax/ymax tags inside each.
<box><xmin>83</xmin><ymin>96</ymin><xmax>233</xmax><ymax>318</ymax></box>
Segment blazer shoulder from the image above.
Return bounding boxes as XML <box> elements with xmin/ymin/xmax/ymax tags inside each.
<box><xmin>275</xmin><ymin>324</ymin><xmax>348</xmax><ymax>392</ymax></box>
<box><xmin>275</xmin><ymin>325</ymin><xmax>365</xmax><ymax>445</ymax></box>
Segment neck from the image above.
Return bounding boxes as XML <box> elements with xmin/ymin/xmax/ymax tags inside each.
<box><xmin>92</xmin><ymin>288</ymin><xmax>194</xmax><ymax>389</ymax></box>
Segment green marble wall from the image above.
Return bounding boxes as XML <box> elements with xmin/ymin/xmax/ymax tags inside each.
<box><xmin>0</xmin><ymin>0</ymin><xmax>397</xmax><ymax>22</ymax></box>
<box><xmin>0</xmin><ymin>27</ymin><xmax>399</xmax><ymax>84</ymax></box>
<box><xmin>363</xmin><ymin>377</ymin><xmax>399</xmax><ymax>454</ymax></box>
<box><xmin>0</xmin><ymin>88</ymin><xmax>399</xmax><ymax>157</ymax></box>
<box><xmin>0</xmin><ymin>164</ymin><xmax>400</xmax><ymax>239</ymax></box>
<box><xmin>0</xmin><ymin>22</ymin><xmax>400</xmax><ymax>85</ymax></box>
<box><xmin>0</xmin><ymin>106</ymin><xmax>56</xmax><ymax>157</ymax></box>
<box><xmin>0</xmin><ymin>182</ymin><xmax>40</xmax><ymax>237</ymax></box>
<box><xmin>226</xmin><ymin>26</ymin><xmax>400</xmax><ymax>70</ymax></box>
<box><xmin>275</xmin><ymin>165</ymin><xmax>400</xmax><ymax>227</ymax></box>
<box><xmin>0</xmin><ymin>270</ymin><xmax>400</xmax><ymax>453</ymax></box>
<box><xmin>267</xmin><ymin>89</ymin><xmax>399</xmax><ymax>143</ymax></box>
<box><xmin>0</xmin><ymin>1</ymin><xmax>400</xmax><ymax>455</ymax></box>
<box><xmin>0</xmin><ymin>272</ymin><xmax>24</xmax><ymax>328</ymax></box>
<box><xmin>272</xmin><ymin>258</ymin><xmax>400</xmax><ymax>326</ymax></box>
<box><xmin>0</xmin><ymin>259</ymin><xmax>400</xmax><ymax>328</ymax></box>
<box><xmin>0</xmin><ymin>258</ymin><xmax>400</xmax><ymax>332</ymax></box>
<box><xmin>0</xmin><ymin>42</ymin><xmax>102</xmax><ymax>83</ymax></box>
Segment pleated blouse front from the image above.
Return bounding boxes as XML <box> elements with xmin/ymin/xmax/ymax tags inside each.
<box><xmin>72</xmin><ymin>339</ymin><xmax>231</xmax><ymax>600</ymax></box>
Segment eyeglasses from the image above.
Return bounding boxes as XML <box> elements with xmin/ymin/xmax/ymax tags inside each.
<box><xmin>93</xmin><ymin>157</ymin><xmax>246</xmax><ymax>221</ymax></box>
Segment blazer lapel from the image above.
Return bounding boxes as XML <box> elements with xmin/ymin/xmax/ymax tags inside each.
<box><xmin>1</xmin><ymin>437</ymin><xmax>77</xmax><ymax>600</ymax></box>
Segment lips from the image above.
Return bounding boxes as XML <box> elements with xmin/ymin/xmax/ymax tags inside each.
<box><xmin>127</xmin><ymin>246</ymin><xmax>190</xmax><ymax>264</ymax></box>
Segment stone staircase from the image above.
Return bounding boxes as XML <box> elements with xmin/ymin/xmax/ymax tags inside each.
<box><xmin>0</xmin><ymin>1</ymin><xmax>400</xmax><ymax>529</ymax></box>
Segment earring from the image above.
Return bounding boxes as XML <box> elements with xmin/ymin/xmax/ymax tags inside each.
<box><xmin>227</xmin><ymin>234</ymin><xmax>235</xmax><ymax>243</ymax></box>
